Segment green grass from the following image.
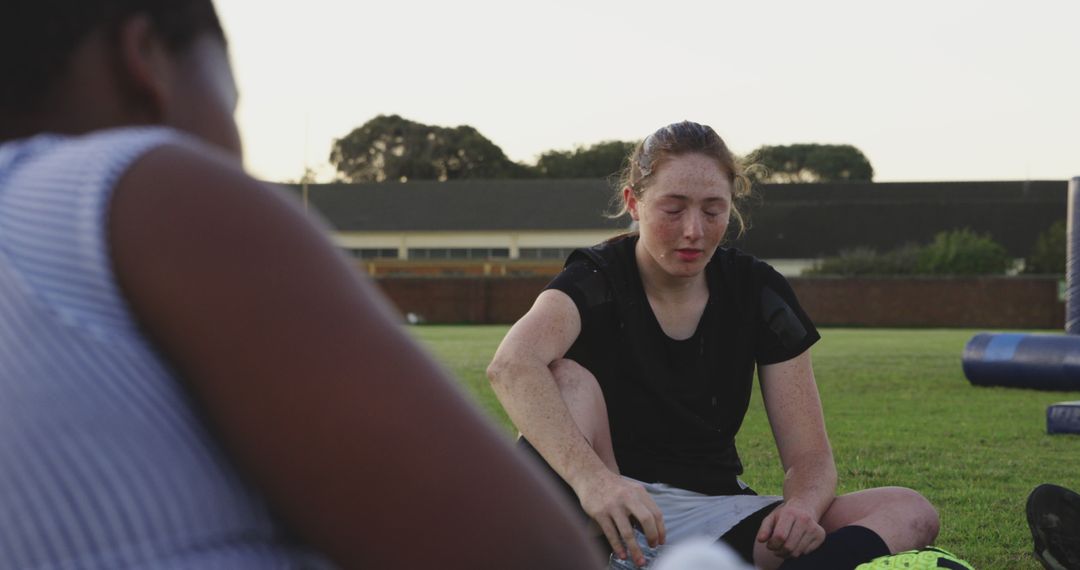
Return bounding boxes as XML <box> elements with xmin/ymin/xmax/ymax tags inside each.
<box><xmin>409</xmin><ymin>325</ymin><xmax>1080</xmax><ymax>569</ymax></box>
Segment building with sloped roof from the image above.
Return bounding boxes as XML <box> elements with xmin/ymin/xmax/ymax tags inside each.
<box><xmin>283</xmin><ymin>179</ymin><xmax>628</xmax><ymax>267</ymax></box>
<box><xmin>281</xmin><ymin>179</ymin><xmax>1069</xmax><ymax>276</ymax></box>
<box><xmin>733</xmin><ymin>180</ymin><xmax>1066</xmax><ymax>258</ymax></box>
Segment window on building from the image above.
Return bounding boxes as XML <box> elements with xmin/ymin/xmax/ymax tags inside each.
<box><xmin>407</xmin><ymin>248</ymin><xmax>510</xmax><ymax>260</ymax></box>
<box><xmin>347</xmin><ymin>248</ymin><xmax>399</xmax><ymax>259</ymax></box>
<box><xmin>518</xmin><ymin>247</ymin><xmax>576</xmax><ymax>260</ymax></box>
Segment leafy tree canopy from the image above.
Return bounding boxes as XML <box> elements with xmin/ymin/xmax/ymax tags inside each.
<box><xmin>745</xmin><ymin>143</ymin><xmax>873</xmax><ymax>183</ymax></box>
<box><xmin>805</xmin><ymin>229</ymin><xmax>1012</xmax><ymax>276</ymax></box>
<box><xmin>329</xmin><ymin>115</ymin><xmax>532</xmax><ymax>182</ymax></box>
<box><xmin>1024</xmin><ymin>220</ymin><xmax>1066</xmax><ymax>274</ymax></box>
<box><xmin>535</xmin><ymin>140</ymin><xmax>635</xmax><ymax>179</ymax></box>
<box><xmin>328</xmin><ymin>117</ymin><xmax>875</xmax><ymax>186</ymax></box>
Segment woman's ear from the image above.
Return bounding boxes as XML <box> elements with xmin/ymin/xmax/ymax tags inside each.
<box><xmin>624</xmin><ymin>186</ymin><xmax>640</xmax><ymax>221</ymax></box>
<box><xmin>115</xmin><ymin>14</ymin><xmax>173</xmax><ymax>121</ymax></box>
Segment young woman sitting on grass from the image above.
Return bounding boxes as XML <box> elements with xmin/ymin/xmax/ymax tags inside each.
<box><xmin>488</xmin><ymin>121</ymin><xmax>970</xmax><ymax>570</ymax></box>
<box><xmin>0</xmin><ymin>0</ymin><xmax>602</xmax><ymax>567</ymax></box>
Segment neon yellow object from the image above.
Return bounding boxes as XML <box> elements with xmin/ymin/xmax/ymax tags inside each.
<box><xmin>855</xmin><ymin>546</ymin><xmax>974</xmax><ymax>570</ymax></box>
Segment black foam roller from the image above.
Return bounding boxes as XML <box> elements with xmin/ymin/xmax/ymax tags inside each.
<box><xmin>963</xmin><ymin>333</ymin><xmax>1080</xmax><ymax>391</ymax></box>
<box><xmin>1048</xmin><ymin>401</ymin><xmax>1080</xmax><ymax>434</ymax></box>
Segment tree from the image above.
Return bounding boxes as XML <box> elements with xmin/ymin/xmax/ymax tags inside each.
<box><xmin>916</xmin><ymin>229</ymin><xmax>1012</xmax><ymax>275</ymax></box>
<box><xmin>805</xmin><ymin>230</ymin><xmax>1012</xmax><ymax>276</ymax></box>
<box><xmin>536</xmin><ymin>140</ymin><xmax>635</xmax><ymax>178</ymax></box>
<box><xmin>329</xmin><ymin>115</ymin><xmax>534</xmax><ymax>182</ymax></box>
<box><xmin>745</xmin><ymin>143</ymin><xmax>873</xmax><ymax>183</ymax></box>
<box><xmin>1024</xmin><ymin>220</ymin><xmax>1066</xmax><ymax>274</ymax></box>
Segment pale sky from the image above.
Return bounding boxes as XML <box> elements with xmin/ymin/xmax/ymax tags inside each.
<box><xmin>214</xmin><ymin>0</ymin><xmax>1079</xmax><ymax>184</ymax></box>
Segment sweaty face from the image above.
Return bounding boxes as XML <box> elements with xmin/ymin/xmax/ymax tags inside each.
<box><xmin>628</xmin><ymin>153</ymin><xmax>733</xmax><ymax>280</ymax></box>
<box><xmin>165</xmin><ymin>35</ymin><xmax>242</xmax><ymax>157</ymax></box>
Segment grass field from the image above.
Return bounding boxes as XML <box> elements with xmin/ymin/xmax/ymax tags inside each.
<box><xmin>409</xmin><ymin>325</ymin><xmax>1079</xmax><ymax>569</ymax></box>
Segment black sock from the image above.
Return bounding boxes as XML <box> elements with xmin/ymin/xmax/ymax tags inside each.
<box><xmin>777</xmin><ymin>525</ymin><xmax>890</xmax><ymax>570</ymax></box>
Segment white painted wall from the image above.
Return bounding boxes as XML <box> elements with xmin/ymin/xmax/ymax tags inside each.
<box><xmin>333</xmin><ymin>230</ymin><xmax>624</xmax><ymax>259</ymax></box>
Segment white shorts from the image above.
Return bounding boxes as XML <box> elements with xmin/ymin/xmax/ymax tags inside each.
<box><xmin>608</xmin><ymin>478</ymin><xmax>781</xmax><ymax>569</ymax></box>
<box><xmin>630</xmin><ymin>477</ymin><xmax>782</xmax><ymax>544</ymax></box>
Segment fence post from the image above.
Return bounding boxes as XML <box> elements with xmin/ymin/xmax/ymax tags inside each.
<box><xmin>1067</xmin><ymin>177</ymin><xmax>1080</xmax><ymax>334</ymax></box>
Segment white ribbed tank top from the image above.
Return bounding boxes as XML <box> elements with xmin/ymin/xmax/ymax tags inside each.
<box><xmin>0</xmin><ymin>127</ymin><xmax>332</xmax><ymax>569</ymax></box>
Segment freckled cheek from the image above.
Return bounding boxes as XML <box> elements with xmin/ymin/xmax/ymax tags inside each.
<box><xmin>713</xmin><ymin>218</ymin><xmax>729</xmax><ymax>235</ymax></box>
<box><xmin>702</xmin><ymin>218</ymin><xmax>728</xmax><ymax>244</ymax></box>
<box><xmin>654</xmin><ymin>220</ymin><xmax>684</xmax><ymax>243</ymax></box>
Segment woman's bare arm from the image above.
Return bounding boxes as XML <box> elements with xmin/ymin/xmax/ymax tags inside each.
<box><xmin>755</xmin><ymin>350</ymin><xmax>837</xmax><ymax>558</ymax></box>
<box><xmin>488</xmin><ymin>290</ymin><xmax>665</xmax><ymax>566</ymax></box>
<box><xmin>108</xmin><ymin>141</ymin><xmax>602</xmax><ymax>569</ymax></box>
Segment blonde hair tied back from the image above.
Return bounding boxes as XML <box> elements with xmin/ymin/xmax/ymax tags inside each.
<box><xmin>609</xmin><ymin>120</ymin><xmax>752</xmax><ymax>239</ymax></box>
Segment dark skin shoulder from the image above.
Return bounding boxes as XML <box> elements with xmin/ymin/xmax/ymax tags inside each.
<box><xmin>109</xmin><ymin>140</ymin><xmax>601</xmax><ymax>569</ymax></box>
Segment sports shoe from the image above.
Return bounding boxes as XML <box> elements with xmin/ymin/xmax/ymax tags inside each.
<box><xmin>854</xmin><ymin>546</ymin><xmax>973</xmax><ymax>569</ymax></box>
<box><xmin>1027</xmin><ymin>483</ymin><xmax>1080</xmax><ymax>570</ymax></box>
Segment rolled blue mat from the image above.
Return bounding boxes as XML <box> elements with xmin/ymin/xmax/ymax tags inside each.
<box><xmin>1048</xmin><ymin>401</ymin><xmax>1080</xmax><ymax>434</ymax></box>
<box><xmin>963</xmin><ymin>333</ymin><xmax>1080</xmax><ymax>391</ymax></box>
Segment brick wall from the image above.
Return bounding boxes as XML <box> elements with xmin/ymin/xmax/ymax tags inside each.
<box><xmin>789</xmin><ymin>276</ymin><xmax>1063</xmax><ymax>329</ymax></box>
<box><xmin>374</xmin><ymin>276</ymin><xmax>1065</xmax><ymax>329</ymax></box>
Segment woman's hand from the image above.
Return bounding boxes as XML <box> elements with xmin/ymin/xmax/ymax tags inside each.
<box><xmin>577</xmin><ymin>470</ymin><xmax>666</xmax><ymax>567</ymax></box>
<box><xmin>756</xmin><ymin>501</ymin><xmax>826</xmax><ymax>558</ymax></box>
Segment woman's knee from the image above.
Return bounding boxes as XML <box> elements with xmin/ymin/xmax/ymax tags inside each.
<box><xmin>887</xmin><ymin>487</ymin><xmax>940</xmax><ymax>545</ymax></box>
<box><xmin>909</xmin><ymin>489</ymin><xmax>940</xmax><ymax>543</ymax></box>
<box><xmin>826</xmin><ymin>486</ymin><xmax>940</xmax><ymax>548</ymax></box>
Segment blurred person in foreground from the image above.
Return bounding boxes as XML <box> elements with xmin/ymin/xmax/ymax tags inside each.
<box><xmin>0</xmin><ymin>1</ymin><xmax>602</xmax><ymax>567</ymax></box>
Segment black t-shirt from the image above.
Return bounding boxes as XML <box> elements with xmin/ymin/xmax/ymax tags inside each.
<box><xmin>546</xmin><ymin>235</ymin><xmax>819</xmax><ymax>496</ymax></box>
